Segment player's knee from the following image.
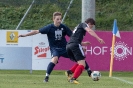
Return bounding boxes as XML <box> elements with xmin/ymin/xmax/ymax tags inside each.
<box><xmin>51</xmin><ymin>56</ymin><xmax>58</xmax><ymax>64</ymax></box>
<box><xmin>77</xmin><ymin>60</ymin><xmax>86</xmax><ymax>67</ymax></box>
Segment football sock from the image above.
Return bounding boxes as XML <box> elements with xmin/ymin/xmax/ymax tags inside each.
<box><xmin>85</xmin><ymin>61</ymin><xmax>90</xmax><ymax>70</ymax></box>
<box><xmin>84</xmin><ymin>61</ymin><xmax>92</xmax><ymax>76</ymax></box>
<box><xmin>70</xmin><ymin>64</ymin><xmax>79</xmax><ymax>73</ymax></box>
<box><xmin>73</xmin><ymin>65</ymin><xmax>84</xmax><ymax>79</ymax></box>
<box><xmin>46</xmin><ymin>62</ymin><xmax>55</xmax><ymax>76</ymax></box>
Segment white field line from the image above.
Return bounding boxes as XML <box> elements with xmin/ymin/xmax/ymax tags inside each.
<box><xmin>112</xmin><ymin>77</ymin><xmax>133</xmax><ymax>85</ymax></box>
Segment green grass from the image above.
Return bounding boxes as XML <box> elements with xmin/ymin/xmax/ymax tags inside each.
<box><xmin>0</xmin><ymin>70</ymin><xmax>133</xmax><ymax>88</ymax></box>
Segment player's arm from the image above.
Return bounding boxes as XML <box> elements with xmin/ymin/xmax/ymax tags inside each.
<box><xmin>18</xmin><ymin>30</ymin><xmax>39</xmax><ymax>37</ymax></box>
<box><xmin>85</xmin><ymin>27</ymin><xmax>105</xmax><ymax>44</ymax></box>
<box><xmin>82</xmin><ymin>46</ymin><xmax>87</xmax><ymax>52</ymax></box>
<box><xmin>65</xmin><ymin>25</ymin><xmax>73</xmax><ymax>37</ymax></box>
<box><xmin>81</xmin><ymin>41</ymin><xmax>91</xmax><ymax>46</ymax></box>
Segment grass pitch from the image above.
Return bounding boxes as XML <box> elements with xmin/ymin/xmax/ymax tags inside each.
<box><xmin>0</xmin><ymin>70</ymin><xmax>133</xmax><ymax>88</ymax></box>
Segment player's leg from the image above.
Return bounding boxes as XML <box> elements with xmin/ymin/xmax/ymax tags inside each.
<box><xmin>65</xmin><ymin>44</ymin><xmax>92</xmax><ymax>79</ymax></box>
<box><xmin>65</xmin><ymin>64</ymin><xmax>78</xmax><ymax>80</ymax></box>
<box><xmin>44</xmin><ymin>51</ymin><xmax>59</xmax><ymax>82</ymax></box>
<box><xmin>65</xmin><ymin>44</ymin><xmax>79</xmax><ymax>84</ymax></box>
<box><xmin>66</xmin><ymin>61</ymin><xmax>92</xmax><ymax>77</ymax></box>
<box><xmin>85</xmin><ymin>61</ymin><xmax>92</xmax><ymax>77</ymax></box>
<box><xmin>70</xmin><ymin>60</ymin><xmax>85</xmax><ymax>84</ymax></box>
<box><xmin>61</xmin><ymin>51</ymin><xmax>77</xmax><ymax>79</ymax></box>
<box><xmin>69</xmin><ymin>47</ymin><xmax>86</xmax><ymax>84</ymax></box>
<box><xmin>82</xmin><ymin>45</ymin><xmax>92</xmax><ymax>76</ymax></box>
<box><xmin>66</xmin><ymin>44</ymin><xmax>85</xmax><ymax>84</ymax></box>
<box><xmin>64</xmin><ymin>45</ymin><xmax>77</xmax><ymax>80</ymax></box>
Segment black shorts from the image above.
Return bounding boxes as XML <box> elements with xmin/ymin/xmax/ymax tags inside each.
<box><xmin>66</xmin><ymin>43</ymin><xmax>85</xmax><ymax>62</ymax></box>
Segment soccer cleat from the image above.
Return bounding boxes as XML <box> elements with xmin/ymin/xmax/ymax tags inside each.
<box><xmin>43</xmin><ymin>76</ymin><xmax>49</xmax><ymax>82</ymax></box>
<box><xmin>69</xmin><ymin>78</ymin><xmax>79</xmax><ymax>84</ymax></box>
<box><xmin>88</xmin><ymin>70</ymin><xmax>92</xmax><ymax>77</ymax></box>
<box><xmin>65</xmin><ymin>70</ymin><xmax>73</xmax><ymax>81</ymax></box>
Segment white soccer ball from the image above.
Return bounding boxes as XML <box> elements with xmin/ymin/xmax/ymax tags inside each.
<box><xmin>91</xmin><ymin>71</ymin><xmax>101</xmax><ymax>81</ymax></box>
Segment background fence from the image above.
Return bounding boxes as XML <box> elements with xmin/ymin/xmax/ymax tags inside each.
<box><xmin>0</xmin><ymin>0</ymin><xmax>133</xmax><ymax>30</ymax></box>
<box><xmin>0</xmin><ymin>0</ymin><xmax>81</xmax><ymax>30</ymax></box>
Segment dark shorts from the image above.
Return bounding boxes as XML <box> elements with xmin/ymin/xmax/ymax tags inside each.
<box><xmin>50</xmin><ymin>47</ymin><xmax>69</xmax><ymax>59</ymax></box>
<box><xmin>66</xmin><ymin>43</ymin><xmax>85</xmax><ymax>62</ymax></box>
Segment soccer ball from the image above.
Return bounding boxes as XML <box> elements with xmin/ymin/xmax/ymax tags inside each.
<box><xmin>91</xmin><ymin>71</ymin><xmax>101</xmax><ymax>81</ymax></box>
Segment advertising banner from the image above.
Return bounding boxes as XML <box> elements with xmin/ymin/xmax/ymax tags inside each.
<box><xmin>0</xmin><ymin>30</ymin><xmax>51</xmax><ymax>70</ymax></box>
<box><xmin>54</xmin><ymin>31</ymin><xmax>133</xmax><ymax>71</ymax></box>
<box><xmin>0</xmin><ymin>30</ymin><xmax>32</xmax><ymax>70</ymax></box>
<box><xmin>1</xmin><ymin>30</ymin><xmax>132</xmax><ymax>71</ymax></box>
<box><xmin>0</xmin><ymin>47</ymin><xmax>32</xmax><ymax>70</ymax></box>
<box><xmin>0</xmin><ymin>30</ymin><xmax>32</xmax><ymax>47</ymax></box>
<box><xmin>32</xmin><ymin>34</ymin><xmax>51</xmax><ymax>70</ymax></box>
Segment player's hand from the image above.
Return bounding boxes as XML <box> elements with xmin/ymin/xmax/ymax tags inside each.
<box><xmin>18</xmin><ymin>34</ymin><xmax>26</xmax><ymax>38</ymax></box>
<box><xmin>82</xmin><ymin>47</ymin><xmax>86</xmax><ymax>52</ymax></box>
<box><xmin>82</xmin><ymin>41</ymin><xmax>91</xmax><ymax>46</ymax></box>
<box><xmin>98</xmin><ymin>38</ymin><xmax>105</xmax><ymax>44</ymax></box>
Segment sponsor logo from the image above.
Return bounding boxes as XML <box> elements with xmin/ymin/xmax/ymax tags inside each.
<box><xmin>86</xmin><ymin>41</ymin><xmax>132</xmax><ymax>61</ymax></box>
<box><xmin>39</xmin><ymin>42</ymin><xmax>45</xmax><ymax>46</ymax></box>
<box><xmin>34</xmin><ymin>42</ymin><xmax>50</xmax><ymax>58</ymax></box>
<box><xmin>113</xmin><ymin>41</ymin><xmax>132</xmax><ymax>61</ymax></box>
<box><xmin>6</xmin><ymin>31</ymin><xmax>18</xmax><ymax>43</ymax></box>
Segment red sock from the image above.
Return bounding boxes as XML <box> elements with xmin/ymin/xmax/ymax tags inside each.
<box><xmin>70</xmin><ymin>64</ymin><xmax>79</xmax><ymax>73</ymax></box>
<box><xmin>73</xmin><ymin>65</ymin><xmax>84</xmax><ymax>79</ymax></box>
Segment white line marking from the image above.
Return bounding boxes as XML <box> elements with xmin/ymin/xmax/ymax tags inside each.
<box><xmin>112</xmin><ymin>77</ymin><xmax>133</xmax><ymax>85</ymax></box>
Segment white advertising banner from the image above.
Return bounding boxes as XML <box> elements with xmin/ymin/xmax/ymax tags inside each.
<box><xmin>0</xmin><ymin>47</ymin><xmax>32</xmax><ymax>70</ymax></box>
<box><xmin>0</xmin><ymin>30</ymin><xmax>32</xmax><ymax>70</ymax></box>
<box><xmin>32</xmin><ymin>34</ymin><xmax>51</xmax><ymax>70</ymax></box>
<box><xmin>0</xmin><ymin>30</ymin><xmax>32</xmax><ymax>47</ymax></box>
<box><xmin>0</xmin><ymin>30</ymin><xmax>51</xmax><ymax>70</ymax></box>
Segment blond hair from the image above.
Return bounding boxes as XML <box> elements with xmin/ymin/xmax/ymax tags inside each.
<box><xmin>53</xmin><ymin>12</ymin><xmax>62</xmax><ymax>19</ymax></box>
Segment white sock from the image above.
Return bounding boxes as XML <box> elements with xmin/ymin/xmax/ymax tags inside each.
<box><xmin>46</xmin><ymin>73</ymin><xmax>49</xmax><ymax>77</ymax></box>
